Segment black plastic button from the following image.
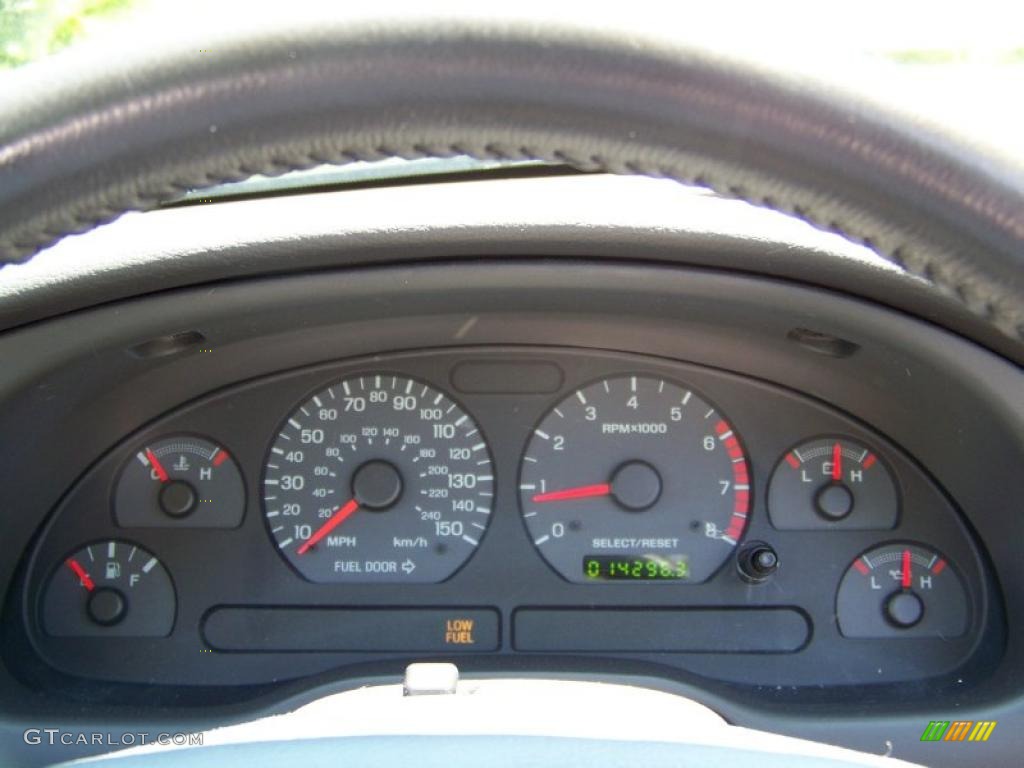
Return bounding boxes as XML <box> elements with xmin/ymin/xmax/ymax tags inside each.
<box><xmin>737</xmin><ymin>542</ymin><xmax>779</xmax><ymax>583</ymax></box>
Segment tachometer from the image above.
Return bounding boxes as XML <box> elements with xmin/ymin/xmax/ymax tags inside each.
<box><xmin>519</xmin><ymin>375</ymin><xmax>750</xmax><ymax>583</ymax></box>
<box><xmin>263</xmin><ymin>375</ymin><xmax>494</xmax><ymax>583</ymax></box>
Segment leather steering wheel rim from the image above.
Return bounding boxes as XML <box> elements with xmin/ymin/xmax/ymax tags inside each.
<box><xmin>1</xmin><ymin>19</ymin><xmax>1022</xmax><ymax>345</ymax></box>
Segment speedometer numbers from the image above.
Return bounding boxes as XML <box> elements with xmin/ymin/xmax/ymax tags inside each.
<box><xmin>263</xmin><ymin>375</ymin><xmax>494</xmax><ymax>583</ymax></box>
<box><xmin>519</xmin><ymin>375</ymin><xmax>751</xmax><ymax>583</ymax></box>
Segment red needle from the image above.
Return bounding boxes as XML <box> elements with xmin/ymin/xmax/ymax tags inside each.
<box><xmin>533</xmin><ymin>483</ymin><xmax>612</xmax><ymax>503</ymax></box>
<box><xmin>146</xmin><ymin>448</ymin><xmax>169</xmax><ymax>483</ymax></box>
<box><xmin>831</xmin><ymin>442</ymin><xmax>842</xmax><ymax>482</ymax></box>
<box><xmin>66</xmin><ymin>558</ymin><xmax>95</xmax><ymax>591</ymax></box>
<box><xmin>296</xmin><ymin>498</ymin><xmax>360</xmax><ymax>555</ymax></box>
<box><xmin>902</xmin><ymin>549</ymin><xmax>912</xmax><ymax>589</ymax></box>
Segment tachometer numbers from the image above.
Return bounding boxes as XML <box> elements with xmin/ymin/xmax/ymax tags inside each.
<box><xmin>41</xmin><ymin>540</ymin><xmax>176</xmax><ymax>637</ymax></box>
<box><xmin>263</xmin><ymin>375</ymin><xmax>494</xmax><ymax>583</ymax></box>
<box><xmin>519</xmin><ymin>375</ymin><xmax>750</xmax><ymax>583</ymax></box>
<box><xmin>768</xmin><ymin>437</ymin><xmax>897</xmax><ymax>529</ymax></box>
<box><xmin>836</xmin><ymin>542</ymin><xmax>968</xmax><ymax>638</ymax></box>
<box><xmin>114</xmin><ymin>435</ymin><xmax>244</xmax><ymax>528</ymax></box>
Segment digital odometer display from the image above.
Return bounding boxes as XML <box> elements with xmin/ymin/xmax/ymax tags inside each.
<box><xmin>583</xmin><ymin>554</ymin><xmax>690</xmax><ymax>580</ymax></box>
<box><xmin>519</xmin><ymin>375</ymin><xmax>750</xmax><ymax>584</ymax></box>
<box><xmin>263</xmin><ymin>374</ymin><xmax>494</xmax><ymax>583</ymax></box>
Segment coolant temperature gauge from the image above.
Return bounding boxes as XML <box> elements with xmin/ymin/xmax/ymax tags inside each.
<box><xmin>836</xmin><ymin>542</ymin><xmax>968</xmax><ymax>638</ymax></box>
<box><xmin>114</xmin><ymin>435</ymin><xmax>244</xmax><ymax>528</ymax></box>
<box><xmin>768</xmin><ymin>436</ymin><xmax>898</xmax><ymax>529</ymax></box>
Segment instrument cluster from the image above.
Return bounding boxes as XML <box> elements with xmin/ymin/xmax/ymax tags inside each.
<box><xmin>18</xmin><ymin>347</ymin><xmax>994</xmax><ymax>692</ymax></box>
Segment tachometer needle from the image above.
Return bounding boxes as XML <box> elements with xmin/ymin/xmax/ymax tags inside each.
<box><xmin>296</xmin><ymin>498</ymin><xmax>360</xmax><ymax>555</ymax></box>
<box><xmin>831</xmin><ymin>442</ymin><xmax>842</xmax><ymax>482</ymax></box>
<box><xmin>532</xmin><ymin>483</ymin><xmax>612</xmax><ymax>503</ymax></box>
<box><xmin>145</xmin><ymin>448</ymin><xmax>169</xmax><ymax>483</ymax></box>
<box><xmin>66</xmin><ymin>558</ymin><xmax>95</xmax><ymax>591</ymax></box>
<box><xmin>902</xmin><ymin>548</ymin><xmax>912</xmax><ymax>589</ymax></box>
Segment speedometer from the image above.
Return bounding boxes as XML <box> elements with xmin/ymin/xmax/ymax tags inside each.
<box><xmin>519</xmin><ymin>375</ymin><xmax>750</xmax><ymax>583</ymax></box>
<box><xmin>263</xmin><ymin>374</ymin><xmax>494</xmax><ymax>583</ymax></box>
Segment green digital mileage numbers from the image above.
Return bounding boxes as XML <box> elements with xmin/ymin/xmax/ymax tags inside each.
<box><xmin>583</xmin><ymin>554</ymin><xmax>690</xmax><ymax>581</ymax></box>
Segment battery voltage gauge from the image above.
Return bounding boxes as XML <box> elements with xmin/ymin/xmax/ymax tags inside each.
<box><xmin>768</xmin><ymin>436</ymin><xmax>898</xmax><ymax>530</ymax></box>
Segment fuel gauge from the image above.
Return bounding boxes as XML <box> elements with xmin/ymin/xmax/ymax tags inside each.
<box><xmin>836</xmin><ymin>542</ymin><xmax>968</xmax><ymax>638</ymax></box>
<box><xmin>114</xmin><ymin>435</ymin><xmax>244</xmax><ymax>528</ymax></box>
<box><xmin>41</xmin><ymin>540</ymin><xmax>176</xmax><ymax>637</ymax></box>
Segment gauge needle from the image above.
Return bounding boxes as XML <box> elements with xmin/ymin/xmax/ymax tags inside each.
<box><xmin>532</xmin><ymin>483</ymin><xmax>612</xmax><ymax>503</ymax></box>
<box><xmin>66</xmin><ymin>558</ymin><xmax>95</xmax><ymax>591</ymax></box>
<box><xmin>902</xmin><ymin>548</ymin><xmax>912</xmax><ymax>589</ymax></box>
<box><xmin>831</xmin><ymin>442</ymin><xmax>842</xmax><ymax>482</ymax></box>
<box><xmin>145</xmin><ymin>448</ymin><xmax>169</xmax><ymax>483</ymax></box>
<box><xmin>296</xmin><ymin>498</ymin><xmax>360</xmax><ymax>555</ymax></box>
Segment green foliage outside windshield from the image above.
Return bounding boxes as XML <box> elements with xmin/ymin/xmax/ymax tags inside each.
<box><xmin>0</xmin><ymin>0</ymin><xmax>136</xmax><ymax>69</ymax></box>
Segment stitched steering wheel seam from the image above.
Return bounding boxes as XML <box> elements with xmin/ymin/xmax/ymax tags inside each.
<box><xmin>1</xmin><ymin>24</ymin><xmax>1021</xmax><ymax>343</ymax></box>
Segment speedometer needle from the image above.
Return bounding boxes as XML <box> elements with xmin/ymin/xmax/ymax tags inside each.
<box><xmin>296</xmin><ymin>498</ymin><xmax>360</xmax><ymax>555</ymax></box>
<box><xmin>532</xmin><ymin>483</ymin><xmax>612</xmax><ymax>503</ymax></box>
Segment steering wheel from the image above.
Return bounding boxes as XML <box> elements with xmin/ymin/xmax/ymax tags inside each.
<box><xmin>1</xmin><ymin>18</ymin><xmax>1022</xmax><ymax>352</ymax></box>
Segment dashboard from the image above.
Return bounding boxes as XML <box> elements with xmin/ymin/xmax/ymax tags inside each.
<box><xmin>14</xmin><ymin>346</ymin><xmax>998</xmax><ymax>690</ymax></box>
<box><xmin>0</xmin><ymin>174</ymin><xmax>1021</xmax><ymax>767</ymax></box>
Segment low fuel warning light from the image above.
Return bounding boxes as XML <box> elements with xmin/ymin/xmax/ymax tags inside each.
<box><xmin>768</xmin><ymin>436</ymin><xmax>898</xmax><ymax>530</ymax></box>
<box><xmin>836</xmin><ymin>542</ymin><xmax>968</xmax><ymax>638</ymax></box>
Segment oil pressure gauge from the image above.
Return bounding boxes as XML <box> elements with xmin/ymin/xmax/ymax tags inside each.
<box><xmin>836</xmin><ymin>542</ymin><xmax>968</xmax><ymax>638</ymax></box>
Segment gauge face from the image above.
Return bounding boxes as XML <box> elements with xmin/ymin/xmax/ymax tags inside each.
<box><xmin>768</xmin><ymin>437</ymin><xmax>897</xmax><ymax>530</ymax></box>
<box><xmin>263</xmin><ymin>374</ymin><xmax>494</xmax><ymax>583</ymax></box>
<box><xmin>114</xmin><ymin>435</ymin><xmax>245</xmax><ymax>528</ymax></box>
<box><xmin>41</xmin><ymin>540</ymin><xmax>176</xmax><ymax>637</ymax></box>
<box><xmin>519</xmin><ymin>375</ymin><xmax>750</xmax><ymax>583</ymax></box>
<box><xmin>836</xmin><ymin>542</ymin><xmax>968</xmax><ymax>638</ymax></box>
